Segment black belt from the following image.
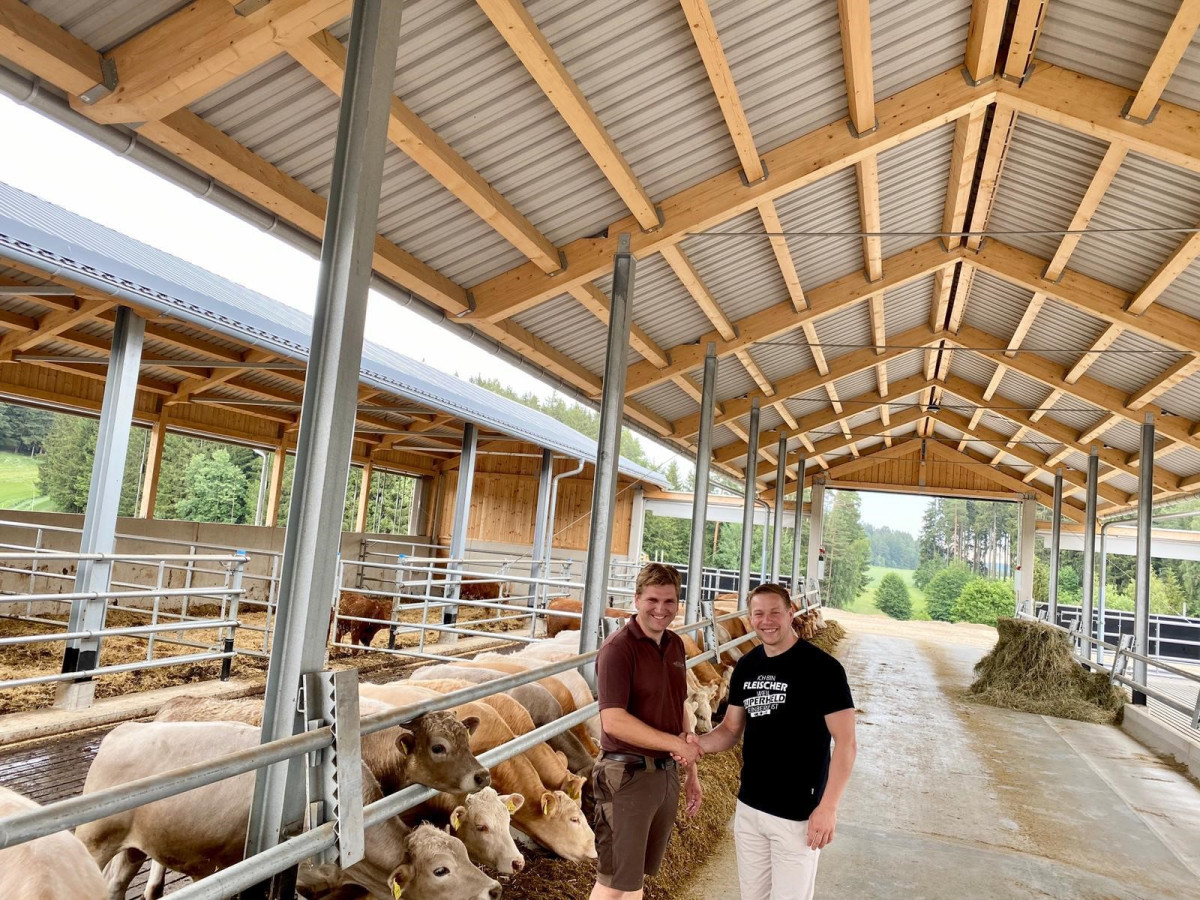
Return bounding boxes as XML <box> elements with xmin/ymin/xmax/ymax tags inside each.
<box><xmin>602</xmin><ymin>751</ymin><xmax>676</xmax><ymax>770</ymax></box>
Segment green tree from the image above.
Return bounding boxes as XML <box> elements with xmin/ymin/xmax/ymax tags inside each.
<box><xmin>927</xmin><ymin>561</ymin><xmax>973</xmax><ymax>622</ymax></box>
<box><xmin>875</xmin><ymin>572</ymin><xmax>912</xmax><ymax>620</ymax></box>
<box><xmin>175</xmin><ymin>449</ymin><xmax>249</xmax><ymax>523</ymax></box>
<box><xmin>35</xmin><ymin>414</ymin><xmax>146</xmax><ymax>515</ymax></box>
<box><xmin>0</xmin><ymin>402</ymin><xmax>54</xmax><ymax>455</ymax></box>
<box><xmin>913</xmin><ymin>555</ymin><xmax>947</xmax><ymax>591</ymax></box>
<box><xmin>951</xmin><ymin>577</ymin><xmax>1016</xmax><ymax>626</ymax></box>
<box><xmin>824</xmin><ymin>492</ymin><xmax>870</xmax><ymax>609</ymax></box>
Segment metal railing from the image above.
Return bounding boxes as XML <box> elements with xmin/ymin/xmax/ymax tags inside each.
<box><xmin>0</xmin><ymin>598</ymin><xmax>793</xmax><ymax>899</ymax></box>
<box><xmin>1041</xmin><ymin>603</ymin><xmax>1200</xmax><ymax>665</ymax></box>
<box><xmin>0</xmin><ymin>549</ymin><xmax>248</xmax><ymax>692</ymax></box>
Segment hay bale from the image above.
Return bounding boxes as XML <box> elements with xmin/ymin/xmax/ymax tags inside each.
<box><xmin>501</xmin><ymin>748</ymin><xmax>743</xmax><ymax>900</ymax></box>
<box><xmin>806</xmin><ymin>618</ymin><xmax>846</xmax><ymax>655</ymax></box>
<box><xmin>968</xmin><ymin>617</ymin><xmax>1125</xmax><ymax>724</ymax></box>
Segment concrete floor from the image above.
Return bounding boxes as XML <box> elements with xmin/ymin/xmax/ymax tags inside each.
<box><xmin>682</xmin><ymin>612</ymin><xmax>1200</xmax><ymax>899</ymax></box>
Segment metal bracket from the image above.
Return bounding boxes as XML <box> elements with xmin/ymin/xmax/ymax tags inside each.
<box><xmin>79</xmin><ymin>58</ymin><xmax>118</xmax><ymax>105</ymax></box>
<box><xmin>640</xmin><ymin>205</ymin><xmax>666</xmax><ymax>235</ymax></box>
<box><xmin>1120</xmin><ymin>96</ymin><xmax>1160</xmax><ymax>126</ymax></box>
<box><xmin>959</xmin><ymin>66</ymin><xmax>995</xmax><ymax>88</ymax></box>
<box><xmin>1001</xmin><ymin>62</ymin><xmax>1037</xmax><ymax>87</ymax></box>
<box><xmin>738</xmin><ymin>159</ymin><xmax>769</xmax><ymax>187</ymax></box>
<box><xmin>455</xmin><ymin>291</ymin><xmax>476</xmax><ymax>318</ymax></box>
<box><xmin>547</xmin><ymin>249</ymin><xmax>569</xmax><ymax>277</ymax></box>
<box><xmin>1040</xmin><ymin>261</ymin><xmax>1066</xmax><ymax>284</ymax></box>
<box><xmin>846</xmin><ymin>118</ymin><xmax>879</xmax><ymax>139</ymax></box>
<box><xmin>304</xmin><ymin>669</ymin><xmax>365</xmax><ymax>868</ymax></box>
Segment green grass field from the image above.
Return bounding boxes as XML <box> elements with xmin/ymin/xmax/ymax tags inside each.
<box><xmin>851</xmin><ymin>565</ymin><xmax>932</xmax><ymax>620</ymax></box>
<box><xmin>0</xmin><ymin>451</ymin><xmax>57</xmax><ymax>512</ymax></box>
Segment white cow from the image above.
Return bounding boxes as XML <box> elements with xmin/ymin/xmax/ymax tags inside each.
<box><xmin>0</xmin><ymin>785</ymin><xmax>107</xmax><ymax>900</ymax></box>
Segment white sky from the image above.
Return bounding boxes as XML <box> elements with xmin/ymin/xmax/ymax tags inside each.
<box><xmin>0</xmin><ymin>96</ymin><xmax>930</xmax><ymax>535</ymax></box>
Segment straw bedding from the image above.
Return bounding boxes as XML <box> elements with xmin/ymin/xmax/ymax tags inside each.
<box><xmin>968</xmin><ymin>617</ymin><xmax>1125</xmax><ymax>724</ymax></box>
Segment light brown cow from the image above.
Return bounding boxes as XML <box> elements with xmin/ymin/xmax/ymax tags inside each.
<box><xmin>475</xmin><ymin>652</ymin><xmax>599</xmax><ymax>743</ymax></box>
<box><xmin>444</xmin><ymin>788</ymin><xmax>525</xmax><ymax>875</ymax></box>
<box><xmin>333</xmin><ymin>591</ymin><xmax>393</xmax><ymax>649</ymax></box>
<box><xmin>0</xmin><ymin>786</ymin><xmax>107</xmax><ymax>900</ymax></box>
<box><xmin>544</xmin><ymin>596</ymin><xmax>631</xmax><ymax>638</ymax></box>
<box><xmin>359</xmin><ymin>683</ymin><xmax>596</xmax><ymax>862</ymax></box>
<box><xmin>77</xmin><ymin>722</ymin><xmax>494</xmax><ymax>900</ymax></box>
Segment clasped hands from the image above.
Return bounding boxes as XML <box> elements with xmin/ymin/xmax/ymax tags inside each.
<box><xmin>670</xmin><ymin>731</ymin><xmax>703</xmax><ymax>766</ymax></box>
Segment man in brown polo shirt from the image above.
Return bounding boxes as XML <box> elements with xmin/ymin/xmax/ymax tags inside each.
<box><xmin>590</xmin><ymin>562</ymin><xmax>702</xmax><ymax>900</ymax></box>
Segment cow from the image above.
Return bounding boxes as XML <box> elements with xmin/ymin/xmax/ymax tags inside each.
<box><xmin>543</xmin><ymin>596</ymin><xmax>631</xmax><ymax>638</ymax></box>
<box><xmin>410</xmin><ymin>679</ymin><xmax>587</xmax><ymax>800</ymax></box>
<box><xmin>76</xmin><ymin>722</ymin><xmax>497</xmax><ymax>900</ymax></box>
<box><xmin>0</xmin><ymin>786</ymin><xmax>107</xmax><ymax>900</ymax></box>
<box><xmin>474</xmin><ymin>653</ymin><xmax>598</xmax><ymax>743</ymax></box>
<box><xmin>440</xmin><ymin>788</ymin><xmax>526</xmax><ymax>875</ymax></box>
<box><xmin>333</xmin><ymin>591</ymin><xmax>393</xmax><ymax>649</ymax></box>
<box><xmin>359</xmin><ymin>683</ymin><xmax>596</xmax><ymax>862</ymax></box>
<box><xmin>458</xmin><ymin>579</ymin><xmax>505</xmax><ymax>602</ymax></box>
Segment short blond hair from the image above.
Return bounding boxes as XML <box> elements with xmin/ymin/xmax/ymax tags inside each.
<box><xmin>635</xmin><ymin>562</ymin><xmax>682</xmax><ymax>598</ymax></box>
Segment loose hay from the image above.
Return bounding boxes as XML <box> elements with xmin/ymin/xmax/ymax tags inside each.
<box><xmin>968</xmin><ymin>617</ymin><xmax>1125</xmax><ymax>724</ymax></box>
<box><xmin>807</xmin><ymin>618</ymin><xmax>846</xmax><ymax>655</ymax></box>
<box><xmin>501</xmin><ymin>748</ymin><xmax>743</xmax><ymax>900</ymax></box>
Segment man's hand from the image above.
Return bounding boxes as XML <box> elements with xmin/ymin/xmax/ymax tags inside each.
<box><xmin>684</xmin><ymin>767</ymin><xmax>703</xmax><ymax>817</ymax></box>
<box><xmin>807</xmin><ymin>803</ymin><xmax>837</xmax><ymax>850</ymax></box>
<box><xmin>670</xmin><ymin>733</ymin><xmax>702</xmax><ymax>766</ymax></box>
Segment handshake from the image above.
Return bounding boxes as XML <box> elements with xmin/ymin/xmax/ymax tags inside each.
<box><xmin>670</xmin><ymin>732</ymin><xmax>703</xmax><ymax>766</ymax></box>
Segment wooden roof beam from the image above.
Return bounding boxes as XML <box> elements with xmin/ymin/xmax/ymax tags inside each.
<box><xmin>1005</xmin><ymin>291</ymin><xmax>1045</xmax><ymax>356</ymax></box>
<box><xmin>1127</xmin><ymin>357</ymin><xmax>1200</xmax><ymax>410</ymax></box>
<box><xmin>942</xmin><ymin>108</ymin><xmax>987</xmax><ymax>251</ymax></box>
<box><xmin>964</xmin><ymin>0</ymin><xmax>1009</xmax><ymax>84</ymax></box>
<box><xmin>0</xmin><ymin>0</ymin><xmax>108</xmax><ymax>97</ymax></box>
<box><xmin>1064</xmin><ymin>323</ymin><xmax>1123</xmax><ymax>384</ymax></box>
<box><xmin>1044</xmin><ymin>142</ymin><xmax>1129</xmax><ymax>280</ymax></box>
<box><xmin>1003</xmin><ymin>0</ymin><xmax>1049</xmax><ymax>82</ymax></box>
<box><xmin>659</xmin><ymin>244</ymin><xmax>736</xmax><ymax>341</ymax></box>
<box><xmin>735</xmin><ymin>349</ymin><xmax>775</xmax><ymax>397</ymax></box>
<box><xmin>0</xmin><ymin>298</ymin><xmax>113</xmax><ymax>362</ymax></box>
<box><xmin>569</xmin><ymin>284</ymin><xmax>669</xmax><ymax>368</ymax></box>
<box><xmin>837</xmin><ymin>0</ymin><xmax>876</xmax><ymax>136</ymax></box>
<box><xmin>1126</xmin><ymin>231</ymin><xmax>1200</xmax><ymax>316</ymax></box>
<box><xmin>1125</xmin><ymin>0</ymin><xmax>1200</xmax><ymax>123</ymax></box>
<box><xmin>856</xmin><ymin>157</ymin><xmax>883</xmax><ymax>282</ymax></box>
<box><xmin>965</xmin><ymin>104</ymin><xmax>1018</xmax><ymax>252</ymax></box>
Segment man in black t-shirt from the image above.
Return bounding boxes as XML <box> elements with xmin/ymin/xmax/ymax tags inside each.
<box><xmin>692</xmin><ymin>583</ymin><xmax>856</xmax><ymax>899</ymax></box>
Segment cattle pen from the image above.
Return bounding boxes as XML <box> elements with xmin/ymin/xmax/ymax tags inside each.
<box><xmin>3</xmin><ymin>0</ymin><xmax>1200</xmax><ymax>898</ymax></box>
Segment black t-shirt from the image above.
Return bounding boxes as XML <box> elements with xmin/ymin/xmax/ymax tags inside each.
<box><xmin>727</xmin><ymin>639</ymin><xmax>854</xmax><ymax>821</ymax></box>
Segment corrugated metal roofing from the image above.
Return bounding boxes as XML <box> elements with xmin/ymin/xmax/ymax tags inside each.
<box><xmin>1106</xmin><ymin>471</ymin><xmax>1141</xmax><ymax>496</ymax></box>
<box><xmin>714</xmin><ymin>357</ymin><xmax>758</xmax><ymax>404</ymax></box>
<box><xmin>813</xmin><ymin>299</ymin><xmax>872</xmax><ymax>364</ymax></box>
<box><xmin>986</xmin><ymin>116</ymin><xmax>1109</xmax><ymax>263</ymax></box>
<box><xmin>832</xmin><ymin>368</ymin><xmax>878</xmax><ymax>401</ymax></box>
<box><xmin>883</xmin><ymin>275</ymin><xmax>935</xmax><ymax>336</ymax></box>
<box><xmin>621</xmin><ymin>254</ymin><xmax>715</xmax><ymax>351</ymax></box>
<box><xmin>707</xmin><ymin>0</ymin><xmax>847</xmax><ymax>155</ymax></box>
<box><xmin>1099</xmin><ymin>418</ymin><xmax>1145</xmax><ymax>456</ymax></box>
<box><xmin>1041</xmin><ymin>397</ymin><xmax>1107</xmax><ymax>435</ymax></box>
<box><xmin>948</xmin><ymin>350</ymin><xmax>999</xmax><ymax>388</ymax></box>
<box><xmin>0</xmin><ymin>182</ymin><xmax>665</xmax><ymax>485</ymax></box>
<box><xmin>681</xmin><ymin>209</ymin><xmax>790</xmax><ymax>323</ymax></box>
<box><xmin>1085</xmin><ymin>330</ymin><xmax>1184</xmax><ymax>395</ymax></box>
<box><xmin>629</xmin><ymin>380</ymin><xmax>696</xmax><ymax>426</ymax></box>
<box><xmin>974</xmin><ymin>411</ymin><xmax>1020</xmax><ymax>441</ymax></box>
<box><xmin>871</xmin><ymin>0</ymin><xmax>972</xmax><ymax>101</ymax></box>
<box><xmin>1156</xmin><ymin>373</ymin><xmax>1200</xmax><ymax>422</ymax></box>
<box><xmin>997</xmin><ymin>367</ymin><xmax>1057</xmax><ymax>412</ymax></box>
<box><xmin>1159</xmin><ymin>444</ymin><xmax>1200</xmax><ymax>479</ymax></box>
<box><xmin>877</xmin><ymin>122</ymin><xmax>955</xmax><ymax>259</ymax></box>
<box><xmin>513</xmin><ymin>294</ymin><xmax>634</xmax><ymax>374</ymax></box>
<box><xmin>1020</xmin><ymin>297</ymin><xmax>1108</xmax><ymax>369</ymax></box>
<box><xmin>1157</xmin><ymin>257</ymin><xmax>1200</xmax><ymax>321</ymax></box>
<box><xmin>962</xmin><ymin>270</ymin><xmax>1035</xmax><ymax>340</ymax></box>
<box><xmin>25</xmin><ymin>0</ymin><xmax>190</xmax><ymax>52</ymax></box>
<box><xmin>885</xmin><ymin>349</ymin><xmax>926</xmax><ymax>382</ymax></box>
<box><xmin>1068</xmin><ymin>150</ymin><xmax>1200</xmax><ymax>294</ymax></box>
<box><xmin>773</xmin><ymin>169</ymin><xmax>864</xmax><ymax>291</ymax></box>
<box><xmin>751</xmin><ymin>340</ymin><xmax>817</xmax><ymax>385</ymax></box>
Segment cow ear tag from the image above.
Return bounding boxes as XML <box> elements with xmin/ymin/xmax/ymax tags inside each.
<box><xmin>505</xmin><ymin>796</ymin><xmax>518</xmax><ymax>813</ymax></box>
<box><xmin>392</xmin><ymin>885</ymin><xmax>403</xmax><ymax>900</ymax></box>
<box><xmin>451</xmin><ymin>809</ymin><xmax>463</xmax><ymax>831</ymax></box>
<box><xmin>541</xmin><ymin>796</ymin><xmax>550</xmax><ymax>815</ymax></box>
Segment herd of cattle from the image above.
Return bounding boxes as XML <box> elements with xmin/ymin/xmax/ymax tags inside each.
<box><xmin>0</xmin><ymin>590</ymin><xmax>826</xmax><ymax>900</ymax></box>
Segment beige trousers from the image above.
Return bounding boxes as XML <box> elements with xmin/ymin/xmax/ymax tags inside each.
<box><xmin>733</xmin><ymin>800</ymin><xmax>821</xmax><ymax>900</ymax></box>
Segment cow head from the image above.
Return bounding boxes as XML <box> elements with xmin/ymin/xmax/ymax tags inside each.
<box><xmin>398</xmin><ymin>710</ymin><xmax>491</xmax><ymax>794</ymax></box>
<box><xmin>450</xmin><ymin>788</ymin><xmax>525</xmax><ymax>875</ymax></box>
<box><xmin>388</xmin><ymin>824</ymin><xmax>501</xmax><ymax>900</ymax></box>
<box><xmin>513</xmin><ymin>790</ymin><xmax>596</xmax><ymax>862</ymax></box>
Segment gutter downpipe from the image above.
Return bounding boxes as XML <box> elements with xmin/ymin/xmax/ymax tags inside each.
<box><xmin>542</xmin><ymin>458</ymin><xmax>586</xmax><ymax>600</ymax></box>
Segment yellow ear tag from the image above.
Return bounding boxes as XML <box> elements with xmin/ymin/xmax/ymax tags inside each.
<box><xmin>541</xmin><ymin>796</ymin><xmax>550</xmax><ymax>816</ymax></box>
<box><xmin>450</xmin><ymin>810</ymin><xmax>463</xmax><ymax>831</ymax></box>
<box><xmin>505</xmin><ymin>797</ymin><xmax>518</xmax><ymax>814</ymax></box>
<box><xmin>568</xmin><ymin>782</ymin><xmax>580</xmax><ymax>800</ymax></box>
<box><xmin>392</xmin><ymin>884</ymin><xmax>403</xmax><ymax>900</ymax></box>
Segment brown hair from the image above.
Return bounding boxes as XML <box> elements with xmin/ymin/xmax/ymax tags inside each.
<box><xmin>749</xmin><ymin>583</ymin><xmax>792</xmax><ymax>610</ymax></box>
<box><xmin>635</xmin><ymin>562</ymin><xmax>682</xmax><ymax>598</ymax></box>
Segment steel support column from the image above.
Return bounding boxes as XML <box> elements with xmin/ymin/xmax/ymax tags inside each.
<box><xmin>790</xmin><ymin>455</ymin><xmax>805</xmax><ymax>598</ymax></box>
<box><xmin>1080</xmin><ymin>447</ymin><xmax>1099</xmax><ymax>661</ymax></box>
<box><xmin>1097</xmin><ymin>526</ymin><xmax>1108</xmax><ymax>666</ymax></box>
<box><xmin>245</xmin><ymin>0</ymin><xmax>405</xmax><ymax>884</ymax></box>
<box><xmin>1133</xmin><ymin>414</ymin><xmax>1154</xmax><ymax>703</ymax></box>
<box><xmin>771</xmin><ymin>432</ymin><xmax>787</xmax><ymax>583</ymax></box>
<box><xmin>441</xmin><ymin>423</ymin><xmax>479</xmax><ymax>645</ymax></box>
<box><xmin>578</xmin><ymin>234</ymin><xmax>635</xmax><ymax>680</ymax></box>
<box><xmin>54</xmin><ymin>306</ymin><xmax>145</xmax><ymax>711</ymax></box>
<box><xmin>1018</xmin><ymin>494</ymin><xmax>1036</xmax><ymax>616</ymax></box>
<box><xmin>686</xmin><ymin>344</ymin><xmax>718</xmax><ymax>625</ymax></box>
<box><xmin>529</xmin><ymin>448</ymin><xmax>554</xmax><ymax>612</ymax></box>
<box><xmin>737</xmin><ymin>400</ymin><xmax>761</xmax><ymax>605</ymax></box>
<box><xmin>1048</xmin><ymin>469</ymin><xmax>1063</xmax><ymax>624</ymax></box>
<box><xmin>806</xmin><ymin>479</ymin><xmax>826</xmax><ymax>597</ymax></box>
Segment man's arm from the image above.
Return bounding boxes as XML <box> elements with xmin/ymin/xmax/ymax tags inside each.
<box><xmin>695</xmin><ymin>704</ymin><xmax>746</xmax><ymax>755</ymax></box>
<box><xmin>806</xmin><ymin>708</ymin><xmax>857</xmax><ymax>850</ymax></box>
<box><xmin>600</xmin><ymin>708</ymin><xmax>699</xmax><ymax>763</ymax></box>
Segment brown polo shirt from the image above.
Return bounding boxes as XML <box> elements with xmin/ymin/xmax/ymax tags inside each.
<box><xmin>596</xmin><ymin>616</ymin><xmax>687</xmax><ymax>757</ymax></box>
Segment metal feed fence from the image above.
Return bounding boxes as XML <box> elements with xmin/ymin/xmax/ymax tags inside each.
<box><xmin>0</xmin><ymin>550</ymin><xmax>247</xmax><ymax>692</ymax></box>
<box><xmin>1040</xmin><ymin>603</ymin><xmax>1200</xmax><ymax>666</ymax></box>
<box><xmin>0</xmin><ymin>601</ymin><xmax>792</xmax><ymax>900</ymax></box>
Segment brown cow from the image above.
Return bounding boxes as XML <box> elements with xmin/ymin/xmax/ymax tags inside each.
<box><xmin>333</xmin><ymin>591</ymin><xmax>393</xmax><ymax>649</ymax></box>
<box><xmin>544</xmin><ymin>596</ymin><xmax>631</xmax><ymax>637</ymax></box>
<box><xmin>0</xmin><ymin>786</ymin><xmax>106</xmax><ymax>900</ymax></box>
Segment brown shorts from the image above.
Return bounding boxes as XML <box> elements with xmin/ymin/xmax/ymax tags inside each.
<box><xmin>592</xmin><ymin>755</ymin><xmax>680</xmax><ymax>892</ymax></box>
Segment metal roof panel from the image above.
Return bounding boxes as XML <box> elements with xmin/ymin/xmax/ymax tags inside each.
<box><xmin>878</xmin><ymin>123</ymin><xmax>956</xmax><ymax>259</ymax></box>
<box><xmin>871</xmin><ymin>0</ymin><xmax>972</xmax><ymax>101</ymax></box>
<box><xmin>1021</xmin><ymin>298</ymin><xmax>1108</xmax><ymax>369</ymax></box>
<box><xmin>1085</xmin><ymin>330</ymin><xmax>1184</xmax><ymax>396</ymax></box>
<box><xmin>962</xmin><ymin>270</ymin><xmax>1035</xmax><ymax>340</ymax></box>
<box><xmin>773</xmin><ymin>169</ymin><xmax>864</xmax><ymax>291</ymax></box>
<box><xmin>882</xmin><ymin>275</ymin><xmax>935</xmax><ymax>336</ymax></box>
<box><xmin>681</xmin><ymin>209</ymin><xmax>790</xmax><ymax>322</ymax></box>
<box><xmin>25</xmin><ymin>0</ymin><xmax>191</xmax><ymax>52</ymax></box>
<box><xmin>813</xmin><ymin>299</ymin><xmax>872</xmax><ymax>364</ymax></box>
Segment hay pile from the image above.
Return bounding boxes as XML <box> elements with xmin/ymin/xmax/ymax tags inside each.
<box><xmin>968</xmin><ymin>617</ymin><xmax>1125</xmax><ymax>724</ymax></box>
<box><xmin>502</xmin><ymin>748</ymin><xmax>743</xmax><ymax>900</ymax></box>
<box><xmin>807</xmin><ymin>618</ymin><xmax>846</xmax><ymax>655</ymax></box>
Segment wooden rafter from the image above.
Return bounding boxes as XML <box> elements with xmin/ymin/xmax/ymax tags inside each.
<box><xmin>943</xmin><ymin>109</ymin><xmax>987</xmax><ymax>250</ymax></box>
<box><xmin>659</xmin><ymin>244</ymin><xmax>736</xmax><ymax>341</ymax></box>
<box><xmin>1064</xmin><ymin>323</ymin><xmax>1123</xmax><ymax>384</ymax></box>
<box><xmin>569</xmin><ymin>284</ymin><xmax>669</xmax><ymax>368</ymax></box>
<box><xmin>1127</xmin><ymin>357</ymin><xmax>1200</xmax><ymax>410</ymax></box>
<box><xmin>837</xmin><ymin>0</ymin><xmax>875</xmax><ymax>135</ymax></box>
<box><xmin>1044</xmin><ymin>142</ymin><xmax>1129</xmax><ymax>280</ymax></box>
<box><xmin>1126</xmin><ymin>231</ymin><xmax>1200</xmax><ymax>316</ymax></box>
<box><xmin>1003</xmin><ymin>0</ymin><xmax>1048</xmax><ymax>82</ymax></box>
<box><xmin>856</xmin><ymin>157</ymin><xmax>883</xmax><ymax>281</ymax></box>
<box><xmin>1125</xmin><ymin>0</ymin><xmax>1200</xmax><ymax>123</ymax></box>
<box><xmin>735</xmin><ymin>349</ymin><xmax>774</xmax><ymax>397</ymax></box>
<box><xmin>965</xmin><ymin>105</ymin><xmax>1017</xmax><ymax>251</ymax></box>
<box><xmin>1078</xmin><ymin>413</ymin><xmax>1123</xmax><ymax>446</ymax></box>
<box><xmin>964</xmin><ymin>0</ymin><xmax>1009</xmax><ymax>83</ymax></box>
<box><xmin>1006</xmin><ymin>291</ymin><xmax>1045</xmax><ymax>356</ymax></box>
<box><xmin>0</xmin><ymin>298</ymin><xmax>113</xmax><ymax>362</ymax></box>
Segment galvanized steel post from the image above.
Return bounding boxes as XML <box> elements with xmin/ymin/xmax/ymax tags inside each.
<box><xmin>790</xmin><ymin>455</ymin><xmax>805</xmax><ymax>598</ymax></box>
<box><xmin>1097</xmin><ymin>525</ymin><xmax>1108</xmax><ymax>666</ymax></box>
<box><xmin>245</xmin><ymin>0</ymin><xmax>405</xmax><ymax>883</ymax></box>
<box><xmin>686</xmin><ymin>344</ymin><xmax>718</xmax><ymax>625</ymax></box>
<box><xmin>441</xmin><ymin>422</ymin><xmax>479</xmax><ymax>646</ymax></box>
<box><xmin>529</xmin><ymin>448</ymin><xmax>554</xmax><ymax>613</ymax></box>
<box><xmin>578</xmin><ymin>234</ymin><xmax>635</xmax><ymax>683</ymax></box>
<box><xmin>1133</xmin><ymin>414</ymin><xmax>1154</xmax><ymax>703</ymax></box>
<box><xmin>54</xmin><ymin>306</ymin><xmax>145</xmax><ymax>711</ymax></box>
<box><xmin>1080</xmin><ymin>447</ymin><xmax>1100</xmax><ymax>661</ymax></box>
<box><xmin>771</xmin><ymin>432</ymin><xmax>787</xmax><ymax>583</ymax></box>
<box><xmin>1018</xmin><ymin>495</ymin><xmax>1036</xmax><ymax>616</ymax></box>
<box><xmin>806</xmin><ymin>479</ymin><xmax>826</xmax><ymax>597</ymax></box>
<box><xmin>738</xmin><ymin>400</ymin><xmax>761</xmax><ymax>604</ymax></box>
<box><xmin>1048</xmin><ymin>469</ymin><xmax>1063</xmax><ymax>625</ymax></box>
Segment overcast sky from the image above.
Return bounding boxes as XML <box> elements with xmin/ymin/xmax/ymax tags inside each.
<box><xmin>0</xmin><ymin>96</ymin><xmax>930</xmax><ymax>536</ymax></box>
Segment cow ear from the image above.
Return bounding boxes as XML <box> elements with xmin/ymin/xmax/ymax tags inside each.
<box><xmin>540</xmin><ymin>791</ymin><xmax>558</xmax><ymax>816</ymax></box>
<box><xmin>394</xmin><ymin>727</ymin><xmax>415</xmax><ymax>756</ymax></box>
<box><xmin>502</xmin><ymin>793</ymin><xmax>524</xmax><ymax>814</ymax></box>
<box><xmin>554</xmin><ymin>750</ymin><xmax>568</xmax><ymax>766</ymax></box>
<box><xmin>459</xmin><ymin>714</ymin><xmax>481</xmax><ymax>735</ymax></box>
<box><xmin>450</xmin><ymin>806</ymin><xmax>466</xmax><ymax>831</ymax></box>
<box><xmin>567</xmin><ymin>775</ymin><xmax>585</xmax><ymax>800</ymax></box>
<box><xmin>389</xmin><ymin>865</ymin><xmax>412</xmax><ymax>899</ymax></box>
